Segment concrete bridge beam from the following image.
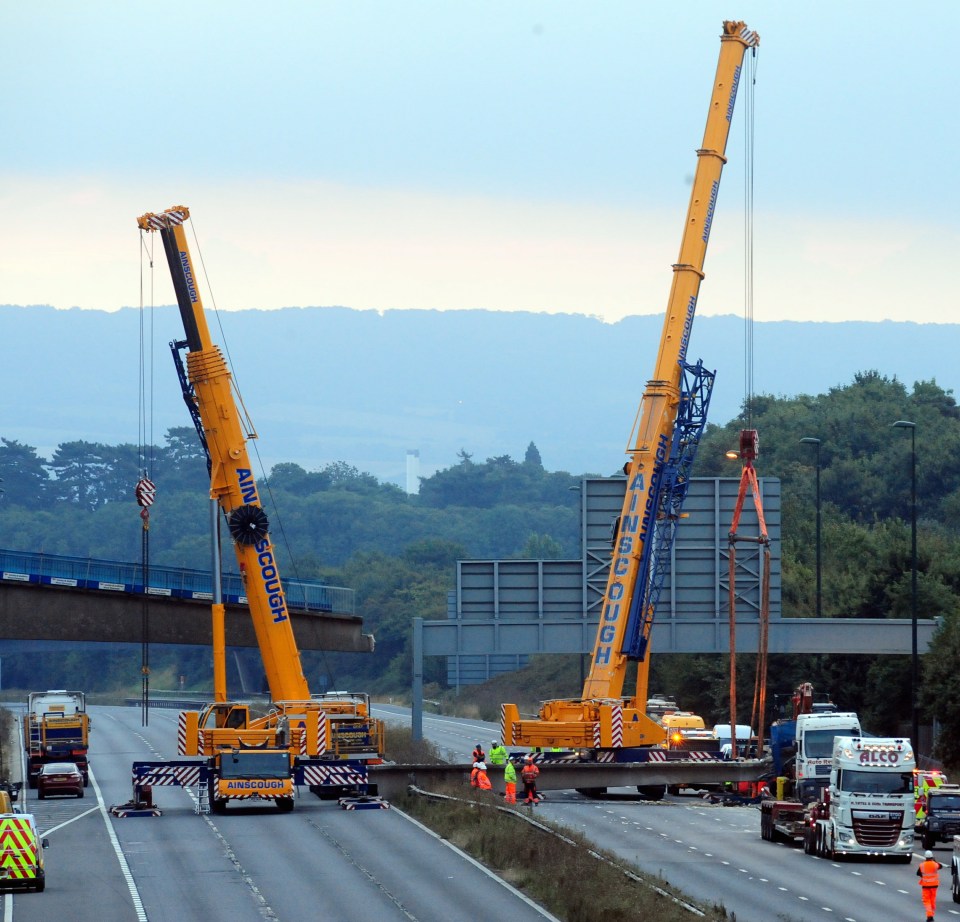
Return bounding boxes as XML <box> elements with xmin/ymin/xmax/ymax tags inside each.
<box><xmin>0</xmin><ymin>583</ymin><xmax>374</xmax><ymax>653</ymax></box>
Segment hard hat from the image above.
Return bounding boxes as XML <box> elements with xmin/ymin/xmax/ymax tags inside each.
<box><xmin>476</xmin><ymin>762</ymin><xmax>486</xmax><ymax>771</ymax></box>
<box><xmin>525</xmin><ymin>754</ymin><xmax>534</xmax><ymax>761</ymax></box>
<box><xmin>925</xmin><ymin>850</ymin><xmax>934</xmax><ymax>858</ymax></box>
<box><xmin>491</xmin><ymin>739</ymin><xmax>498</xmax><ymax>744</ymax></box>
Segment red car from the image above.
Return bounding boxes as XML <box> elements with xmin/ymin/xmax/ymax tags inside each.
<box><xmin>37</xmin><ymin>762</ymin><xmax>84</xmax><ymax>799</ymax></box>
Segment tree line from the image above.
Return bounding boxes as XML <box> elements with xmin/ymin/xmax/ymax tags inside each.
<box><xmin>3</xmin><ymin>372</ymin><xmax>960</xmax><ymax>765</ymax></box>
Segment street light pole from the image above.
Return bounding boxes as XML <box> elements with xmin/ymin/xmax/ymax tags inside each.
<box><xmin>799</xmin><ymin>438</ymin><xmax>822</xmax><ymax>618</ymax></box>
<box><xmin>892</xmin><ymin>420</ymin><xmax>919</xmax><ymax>757</ymax></box>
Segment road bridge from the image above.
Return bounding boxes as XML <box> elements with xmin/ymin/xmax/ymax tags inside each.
<box><xmin>0</xmin><ymin>549</ymin><xmax>373</xmax><ymax>653</ymax></box>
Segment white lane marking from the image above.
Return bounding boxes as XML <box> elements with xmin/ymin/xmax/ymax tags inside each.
<box><xmin>391</xmin><ymin>807</ymin><xmax>561</xmax><ymax>920</ymax></box>
<box><xmin>41</xmin><ymin>806</ymin><xmax>100</xmax><ymax>835</ymax></box>
<box><xmin>91</xmin><ymin>767</ymin><xmax>149</xmax><ymax>921</ymax></box>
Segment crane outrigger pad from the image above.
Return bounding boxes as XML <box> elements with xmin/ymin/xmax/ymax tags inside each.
<box><xmin>109</xmin><ymin>800</ymin><xmax>163</xmax><ymax>818</ymax></box>
<box><xmin>338</xmin><ymin>795</ymin><xmax>390</xmax><ymax>810</ymax></box>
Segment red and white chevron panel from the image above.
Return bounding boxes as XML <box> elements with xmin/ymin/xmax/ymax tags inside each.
<box><xmin>0</xmin><ymin>818</ymin><xmax>38</xmax><ymax>879</ymax></box>
<box><xmin>593</xmin><ymin>750</ymin><xmax>616</xmax><ymax>763</ymax></box>
<box><xmin>645</xmin><ymin>751</ymin><xmax>721</xmax><ymax>763</ymax></box>
<box><xmin>611</xmin><ymin>704</ymin><xmax>623</xmax><ymax>747</ymax></box>
<box><xmin>177</xmin><ymin>713</ymin><xmax>187</xmax><ymax>754</ymax></box>
<box><xmin>317</xmin><ymin>715</ymin><xmax>327</xmax><ymax>755</ymax></box>
<box><xmin>134</xmin><ymin>765</ymin><xmax>203</xmax><ymax>787</ymax></box>
<box><xmin>500</xmin><ymin>705</ymin><xmax>506</xmax><ymax>744</ymax></box>
<box><xmin>593</xmin><ymin>722</ymin><xmax>601</xmax><ymax>748</ymax></box>
<box><xmin>301</xmin><ymin>764</ymin><xmax>366</xmax><ymax>787</ymax></box>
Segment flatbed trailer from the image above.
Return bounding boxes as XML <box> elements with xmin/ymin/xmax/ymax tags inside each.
<box><xmin>760</xmin><ymin>799</ymin><xmax>808</xmax><ymax>844</ymax></box>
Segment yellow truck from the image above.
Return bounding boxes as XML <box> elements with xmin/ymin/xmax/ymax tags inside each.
<box><xmin>0</xmin><ymin>813</ymin><xmax>48</xmax><ymax>892</ymax></box>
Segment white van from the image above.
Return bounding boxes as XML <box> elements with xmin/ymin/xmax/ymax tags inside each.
<box><xmin>712</xmin><ymin>723</ymin><xmax>754</xmax><ymax>759</ymax></box>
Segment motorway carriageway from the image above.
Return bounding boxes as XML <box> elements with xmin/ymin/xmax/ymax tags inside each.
<box><xmin>373</xmin><ymin>703</ymin><xmax>956</xmax><ymax>922</ymax></box>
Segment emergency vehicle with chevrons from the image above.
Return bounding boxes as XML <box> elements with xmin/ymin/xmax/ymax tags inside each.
<box><xmin>0</xmin><ymin>813</ymin><xmax>48</xmax><ymax>893</ymax></box>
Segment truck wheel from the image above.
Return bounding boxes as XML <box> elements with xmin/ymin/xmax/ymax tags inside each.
<box><xmin>803</xmin><ymin>828</ymin><xmax>814</xmax><ymax>855</ymax></box>
<box><xmin>276</xmin><ymin>797</ymin><xmax>294</xmax><ymax>812</ymax></box>
<box><xmin>952</xmin><ymin>873</ymin><xmax>960</xmax><ymax>903</ymax></box>
<box><xmin>760</xmin><ymin>813</ymin><xmax>770</xmax><ymax>840</ymax></box>
<box><xmin>637</xmin><ymin>785</ymin><xmax>667</xmax><ymax>801</ymax></box>
<box><xmin>922</xmin><ymin>833</ymin><xmax>935</xmax><ymax>851</ymax></box>
<box><xmin>211</xmin><ymin>798</ymin><xmax>227</xmax><ymax>814</ymax></box>
<box><xmin>35</xmin><ymin>876</ymin><xmax>45</xmax><ymax>893</ymax></box>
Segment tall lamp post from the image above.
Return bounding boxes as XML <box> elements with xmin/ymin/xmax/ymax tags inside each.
<box><xmin>892</xmin><ymin>420</ymin><xmax>919</xmax><ymax>756</ymax></box>
<box><xmin>799</xmin><ymin>437</ymin><xmax>822</xmax><ymax>618</ymax></box>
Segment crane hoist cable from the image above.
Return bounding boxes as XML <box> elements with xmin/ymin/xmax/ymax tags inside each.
<box><xmin>136</xmin><ymin>227</ymin><xmax>157</xmax><ymax>726</ymax></box>
<box><xmin>180</xmin><ymin>217</ymin><xmax>345</xmax><ymax>692</ymax></box>
<box><xmin>725</xmin><ymin>44</ymin><xmax>772</xmax><ymax>762</ymax></box>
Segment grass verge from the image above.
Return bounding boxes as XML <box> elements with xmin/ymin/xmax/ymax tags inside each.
<box><xmin>386</xmin><ymin>727</ymin><xmax>734</xmax><ymax>921</ymax></box>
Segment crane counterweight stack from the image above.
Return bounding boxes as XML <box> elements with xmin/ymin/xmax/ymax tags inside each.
<box><xmin>502</xmin><ymin>21</ymin><xmax>759</xmax><ymax>766</ymax></box>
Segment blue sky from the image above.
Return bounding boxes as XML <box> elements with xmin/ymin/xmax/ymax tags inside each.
<box><xmin>2</xmin><ymin>1</ymin><xmax>957</xmax><ymax>323</ymax></box>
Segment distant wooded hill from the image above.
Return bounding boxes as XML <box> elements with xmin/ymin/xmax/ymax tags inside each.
<box><xmin>3</xmin><ymin>305</ymin><xmax>958</xmax><ymax>485</ymax></box>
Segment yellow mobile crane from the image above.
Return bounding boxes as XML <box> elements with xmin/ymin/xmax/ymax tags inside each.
<box><xmin>502</xmin><ymin>21</ymin><xmax>759</xmax><ymax>766</ymax></box>
<box><xmin>120</xmin><ymin>206</ymin><xmax>385</xmax><ymax>815</ymax></box>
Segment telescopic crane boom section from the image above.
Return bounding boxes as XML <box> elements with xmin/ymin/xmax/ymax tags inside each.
<box><xmin>137</xmin><ymin>206</ymin><xmax>310</xmax><ymax>704</ymax></box>
<box><xmin>502</xmin><ymin>21</ymin><xmax>759</xmax><ymax>755</ymax></box>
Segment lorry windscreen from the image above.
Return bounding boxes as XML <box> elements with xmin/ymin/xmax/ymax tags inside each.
<box><xmin>803</xmin><ymin>728</ymin><xmax>860</xmax><ymax>758</ymax></box>
<box><xmin>219</xmin><ymin>751</ymin><xmax>290</xmax><ymax>779</ymax></box>
<box><xmin>838</xmin><ymin>769</ymin><xmax>913</xmax><ymax>795</ymax></box>
<box><xmin>930</xmin><ymin>794</ymin><xmax>960</xmax><ymax>810</ymax></box>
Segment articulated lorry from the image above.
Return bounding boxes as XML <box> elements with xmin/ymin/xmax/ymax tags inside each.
<box><xmin>25</xmin><ymin>690</ymin><xmax>89</xmax><ymax>789</ymax></box>
<box><xmin>762</xmin><ymin>736</ymin><xmax>916</xmax><ymax>862</ymax></box>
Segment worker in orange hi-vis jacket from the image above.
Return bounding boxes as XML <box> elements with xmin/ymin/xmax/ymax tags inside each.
<box><xmin>521</xmin><ymin>755</ymin><xmax>540</xmax><ymax>804</ymax></box>
<box><xmin>917</xmin><ymin>850</ymin><xmax>943</xmax><ymax>921</ymax></box>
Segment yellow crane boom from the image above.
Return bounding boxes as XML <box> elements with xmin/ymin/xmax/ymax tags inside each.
<box><xmin>138</xmin><ymin>205</ymin><xmax>311</xmax><ymax>703</ymax></box>
<box><xmin>503</xmin><ymin>20</ymin><xmax>759</xmax><ymax>755</ymax></box>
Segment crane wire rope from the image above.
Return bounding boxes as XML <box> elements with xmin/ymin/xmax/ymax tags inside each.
<box><xmin>728</xmin><ymin>45</ymin><xmax>772</xmax><ymax>764</ymax></box>
<box><xmin>137</xmin><ymin>228</ymin><xmax>157</xmax><ymax>726</ymax></box>
<box><xmin>742</xmin><ymin>49</ymin><xmax>757</xmax><ymax>433</ymax></box>
<box><xmin>185</xmin><ymin>219</ymin><xmax>343</xmax><ymax>690</ymax></box>
<box><xmin>742</xmin><ymin>48</ymin><xmax>771</xmax><ymax>755</ymax></box>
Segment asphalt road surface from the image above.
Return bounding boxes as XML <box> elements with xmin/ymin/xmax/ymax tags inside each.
<box><xmin>374</xmin><ymin>703</ymin><xmax>958</xmax><ymax>922</ymax></box>
<box><xmin>3</xmin><ymin>704</ymin><xmax>558</xmax><ymax>922</ymax></box>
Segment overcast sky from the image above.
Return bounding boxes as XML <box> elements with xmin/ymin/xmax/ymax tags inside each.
<box><xmin>2</xmin><ymin>1</ymin><xmax>957</xmax><ymax>324</ymax></box>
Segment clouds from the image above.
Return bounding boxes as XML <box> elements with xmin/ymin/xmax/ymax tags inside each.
<box><xmin>2</xmin><ymin>2</ymin><xmax>958</xmax><ymax>323</ymax></box>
